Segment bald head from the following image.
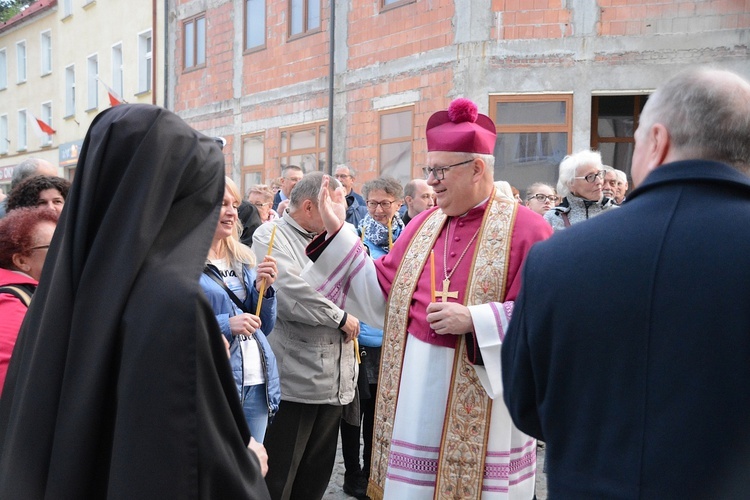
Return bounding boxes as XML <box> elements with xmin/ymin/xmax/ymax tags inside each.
<box><xmin>632</xmin><ymin>67</ymin><xmax>750</xmax><ymax>187</ymax></box>
<box><xmin>404</xmin><ymin>178</ymin><xmax>435</xmax><ymax>218</ymax></box>
<box><xmin>11</xmin><ymin>158</ymin><xmax>58</xmax><ymax>189</ymax></box>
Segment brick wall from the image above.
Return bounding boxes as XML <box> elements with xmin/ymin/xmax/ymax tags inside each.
<box><xmin>349</xmin><ymin>0</ymin><xmax>454</xmax><ymax>70</ymax></box>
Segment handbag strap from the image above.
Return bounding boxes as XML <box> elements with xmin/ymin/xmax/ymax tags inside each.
<box><xmin>0</xmin><ymin>284</ymin><xmax>35</xmax><ymax>308</ymax></box>
<box><xmin>203</xmin><ymin>264</ymin><xmax>249</xmax><ymax>313</ymax></box>
<box><xmin>561</xmin><ymin>211</ymin><xmax>571</xmax><ymax>227</ymax></box>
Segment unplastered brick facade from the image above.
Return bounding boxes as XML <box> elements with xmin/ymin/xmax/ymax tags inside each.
<box><xmin>167</xmin><ymin>0</ymin><xmax>749</xmax><ymax>194</ymax></box>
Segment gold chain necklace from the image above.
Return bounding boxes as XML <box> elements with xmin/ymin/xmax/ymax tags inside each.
<box><xmin>435</xmin><ymin>217</ymin><xmax>481</xmax><ymax>302</ymax></box>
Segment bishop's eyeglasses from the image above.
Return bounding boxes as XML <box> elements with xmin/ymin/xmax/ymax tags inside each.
<box><xmin>422</xmin><ymin>159</ymin><xmax>475</xmax><ymax>181</ymax></box>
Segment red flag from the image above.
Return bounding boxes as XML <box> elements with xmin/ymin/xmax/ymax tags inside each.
<box><xmin>97</xmin><ymin>78</ymin><xmax>125</xmax><ymax>106</ymax></box>
<box><xmin>26</xmin><ymin>110</ymin><xmax>56</xmax><ymax>136</ymax></box>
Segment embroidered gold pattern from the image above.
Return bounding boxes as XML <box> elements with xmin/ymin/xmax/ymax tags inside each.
<box><xmin>368</xmin><ymin>190</ymin><xmax>517</xmax><ymax>500</ymax></box>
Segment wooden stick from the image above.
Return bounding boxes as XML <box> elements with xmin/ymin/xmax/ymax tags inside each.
<box><xmin>354</xmin><ymin>338</ymin><xmax>361</xmax><ymax>364</ymax></box>
<box><xmin>255</xmin><ymin>224</ymin><xmax>277</xmax><ymax>316</ymax></box>
<box><xmin>387</xmin><ymin>218</ymin><xmax>393</xmax><ymax>250</ymax></box>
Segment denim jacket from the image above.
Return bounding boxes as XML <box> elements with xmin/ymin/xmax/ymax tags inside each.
<box><xmin>200</xmin><ymin>264</ymin><xmax>281</xmax><ymax>417</ymax></box>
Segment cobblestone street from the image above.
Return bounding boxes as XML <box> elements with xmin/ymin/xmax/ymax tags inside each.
<box><xmin>322</xmin><ymin>438</ymin><xmax>548</xmax><ymax>499</ymax></box>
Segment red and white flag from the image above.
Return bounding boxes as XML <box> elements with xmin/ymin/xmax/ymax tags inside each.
<box><xmin>26</xmin><ymin>110</ymin><xmax>56</xmax><ymax>136</ymax></box>
<box><xmin>97</xmin><ymin>78</ymin><xmax>125</xmax><ymax>106</ymax></box>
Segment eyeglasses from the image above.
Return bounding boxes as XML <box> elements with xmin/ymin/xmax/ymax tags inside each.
<box><xmin>527</xmin><ymin>194</ymin><xmax>559</xmax><ymax>203</ymax></box>
<box><xmin>252</xmin><ymin>202</ymin><xmax>271</xmax><ymax>208</ymax></box>
<box><xmin>574</xmin><ymin>171</ymin><xmax>605</xmax><ymax>183</ymax></box>
<box><xmin>422</xmin><ymin>159</ymin><xmax>474</xmax><ymax>181</ymax></box>
<box><xmin>366</xmin><ymin>200</ymin><xmax>396</xmax><ymax>209</ymax></box>
<box><xmin>28</xmin><ymin>244</ymin><xmax>50</xmax><ymax>251</ymax></box>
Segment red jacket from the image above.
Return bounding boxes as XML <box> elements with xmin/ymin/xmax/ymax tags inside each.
<box><xmin>0</xmin><ymin>268</ymin><xmax>37</xmax><ymax>395</ymax></box>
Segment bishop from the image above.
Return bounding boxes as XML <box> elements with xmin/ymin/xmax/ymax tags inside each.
<box><xmin>303</xmin><ymin>98</ymin><xmax>552</xmax><ymax>499</ymax></box>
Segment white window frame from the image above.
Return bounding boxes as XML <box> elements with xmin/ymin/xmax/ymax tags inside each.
<box><xmin>40</xmin><ymin>30</ymin><xmax>52</xmax><ymax>75</ymax></box>
<box><xmin>111</xmin><ymin>43</ymin><xmax>123</xmax><ymax>97</ymax></box>
<box><xmin>0</xmin><ymin>49</ymin><xmax>6</xmax><ymax>90</ymax></box>
<box><xmin>41</xmin><ymin>102</ymin><xmax>53</xmax><ymax>146</ymax></box>
<box><xmin>65</xmin><ymin>64</ymin><xmax>76</xmax><ymax>117</ymax></box>
<box><xmin>138</xmin><ymin>30</ymin><xmax>152</xmax><ymax>93</ymax></box>
<box><xmin>16</xmin><ymin>41</ymin><xmax>26</xmax><ymax>83</ymax></box>
<box><xmin>87</xmin><ymin>53</ymin><xmax>98</xmax><ymax>110</ymax></box>
<box><xmin>63</xmin><ymin>0</ymin><xmax>73</xmax><ymax>17</ymax></box>
<box><xmin>17</xmin><ymin>110</ymin><xmax>27</xmax><ymax>151</ymax></box>
<box><xmin>0</xmin><ymin>115</ymin><xmax>8</xmax><ymax>155</ymax></box>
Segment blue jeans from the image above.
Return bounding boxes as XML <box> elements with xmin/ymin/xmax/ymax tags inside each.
<box><xmin>242</xmin><ymin>383</ymin><xmax>269</xmax><ymax>443</ymax></box>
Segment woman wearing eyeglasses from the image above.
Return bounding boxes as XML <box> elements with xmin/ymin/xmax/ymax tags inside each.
<box><xmin>0</xmin><ymin>207</ymin><xmax>58</xmax><ymax>396</ymax></box>
<box><xmin>544</xmin><ymin>150</ymin><xmax>618</xmax><ymax>230</ymax></box>
<box><xmin>525</xmin><ymin>182</ymin><xmax>558</xmax><ymax>216</ymax></box>
<box><xmin>338</xmin><ymin>176</ymin><xmax>404</xmax><ymax>498</ymax></box>
<box><xmin>247</xmin><ymin>184</ymin><xmax>279</xmax><ymax>223</ymax></box>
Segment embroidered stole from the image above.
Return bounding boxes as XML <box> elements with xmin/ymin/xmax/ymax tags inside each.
<box><xmin>368</xmin><ymin>190</ymin><xmax>517</xmax><ymax>500</ymax></box>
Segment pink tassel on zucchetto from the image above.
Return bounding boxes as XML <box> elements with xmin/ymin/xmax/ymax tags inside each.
<box><xmin>447</xmin><ymin>98</ymin><xmax>479</xmax><ymax>123</ymax></box>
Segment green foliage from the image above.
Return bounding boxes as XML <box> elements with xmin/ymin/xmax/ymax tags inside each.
<box><xmin>0</xmin><ymin>0</ymin><xmax>36</xmax><ymax>23</ymax></box>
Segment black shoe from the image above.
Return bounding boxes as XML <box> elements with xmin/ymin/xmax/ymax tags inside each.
<box><xmin>343</xmin><ymin>471</ymin><xmax>369</xmax><ymax>499</ymax></box>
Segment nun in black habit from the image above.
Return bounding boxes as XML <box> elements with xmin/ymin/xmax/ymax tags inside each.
<box><xmin>0</xmin><ymin>104</ymin><xmax>271</xmax><ymax>499</ymax></box>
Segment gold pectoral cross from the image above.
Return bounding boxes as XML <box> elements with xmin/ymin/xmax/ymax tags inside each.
<box><xmin>435</xmin><ymin>278</ymin><xmax>459</xmax><ymax>302</ymax></box>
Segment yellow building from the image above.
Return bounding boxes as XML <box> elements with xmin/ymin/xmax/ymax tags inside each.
<box><xmin>0</xmin><ymin>0</ymin><xmax>164</xmax><ymax>191</ymax></box>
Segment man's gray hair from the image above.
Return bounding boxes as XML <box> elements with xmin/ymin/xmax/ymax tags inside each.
<box><xmin>288</xmin><ymin>171</ymin><xmax>340</xmax><ymax>209</ymax></box>
<box><xmin>12</xmin><ymin>158</ymin><xmax>48</xmax><ymax>189</ymax></box>
<box><xmin>638</xmin><ymin>67</ymin><xmax>750</xmax><ymax>173</ymax></box>
<box><xmin>614</xmin><ymin>170</ymin><xmax>627</xmax><ymax>183</ymax></box>
<box><xmin>557</xmin><ymin>150</ymin><xmax>603</xmax><ymax>198</ymax></box>
<box><xmin>335</xmin><ymin>164</ymin><xmax>356</xmax><ymax>178</ymax></box>
<box><xmin>362</xmin><ymin>176</ymin><xmax>403</xmax><ymax>200</ymax></box>
<box><xmin>281</xmin><ymin>165</ymin><xmax>303</xmax><ymax>178</ymax></box>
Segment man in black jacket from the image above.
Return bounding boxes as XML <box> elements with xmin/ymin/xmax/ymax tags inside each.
<box><xmin>502</xmin><ymin>67</ymin><xmax>750</xmax><ymax>499</ymax></box>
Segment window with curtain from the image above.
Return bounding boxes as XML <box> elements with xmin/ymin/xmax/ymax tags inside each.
<box><xmin>279</xmin><ymin>123</ymin><xmax>326</xmax><ymax>173</ymax></box>
<box><xmin>591</xmin><ymin>94</ymin><xmax>648</xmax><ymax>182</ymax></box>
<box><xmin>378</xmin><ymin>106</ymin><xmax>413</xmax><ymax>186</ymax></box>
<box><xmin>242</xmin><ymin>133</ymin><xmax>265</xmax><ymax>194</ymax></box>
<box><xmin>489</xmin><ymin>95</ymin><xmax>572</xmax><ymax>193</ymax></box>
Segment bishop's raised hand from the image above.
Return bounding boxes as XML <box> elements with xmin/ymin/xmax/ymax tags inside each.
<box><xmin>318</xmin><ymin>175</ymin><xmax>347</xmax><ymax>235</ymax></box>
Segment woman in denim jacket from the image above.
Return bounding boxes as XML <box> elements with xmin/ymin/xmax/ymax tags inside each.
<box><xmin>200</xmin><ymin>177</ymin><xmax>281</xmax><ymax>443</ymax></box>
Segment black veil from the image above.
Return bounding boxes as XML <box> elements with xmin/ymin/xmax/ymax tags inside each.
<box><xmin>0</xmin><ymin>104</ymin><xmax>269</xmax><ymax>498</ymax></box>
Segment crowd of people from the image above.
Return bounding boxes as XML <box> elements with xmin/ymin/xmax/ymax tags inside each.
<box><xmin>0</xmin><ymin>65</ymin><xmax>749</xmax><ymax>499</ymax></box>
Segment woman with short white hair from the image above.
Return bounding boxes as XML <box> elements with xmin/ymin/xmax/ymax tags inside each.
<box><xmin>544</xmin><ymin>150</ymin><xmax>618</xmax><ymax>230</ymax></box>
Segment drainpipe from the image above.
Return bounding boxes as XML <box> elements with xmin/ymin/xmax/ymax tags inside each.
<box><xmin>326</xmin><ymin>0</ymin><xmax>335</xmax><ymax>175</ymax></box>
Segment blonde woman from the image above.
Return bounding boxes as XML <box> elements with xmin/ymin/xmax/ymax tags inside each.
<box><xmin>200</xmin><ymin>177</ymin><xmax>279</xmax><ymax>442</ymax></box>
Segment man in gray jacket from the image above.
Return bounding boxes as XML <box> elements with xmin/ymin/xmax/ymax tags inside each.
<box><xmin>253</xmin><ymin>172</ymin><xmax>360</xmax><ymax>500</ymax></box>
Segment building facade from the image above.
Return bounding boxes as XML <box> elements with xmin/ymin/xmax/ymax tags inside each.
<box><xmin>0</xmin><ymin>0</ymin><xmax>164</xmax><ymax>191</ymax></box>
<box><xmin>167</xmin><ymin>0</ymin><xmax>749</xmax><ymax>196</ymax></box>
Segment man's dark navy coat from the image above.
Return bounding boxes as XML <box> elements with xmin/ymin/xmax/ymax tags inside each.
<box><xmin>502</xmin><ymin>160</ymin><xmax>750</xmax><ymax>499</ymax></box>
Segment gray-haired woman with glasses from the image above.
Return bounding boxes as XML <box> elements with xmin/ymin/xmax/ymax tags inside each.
<box><xmin>544</xmin><ymin>150</ymin><xmax>618</xmax><ymax>230</ymax></box>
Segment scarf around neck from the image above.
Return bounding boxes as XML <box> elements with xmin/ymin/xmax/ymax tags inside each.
<box><xmin>358</xmin><ymin>213</ymin><xmax>404</xmax><ymax>253</ymax></box>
